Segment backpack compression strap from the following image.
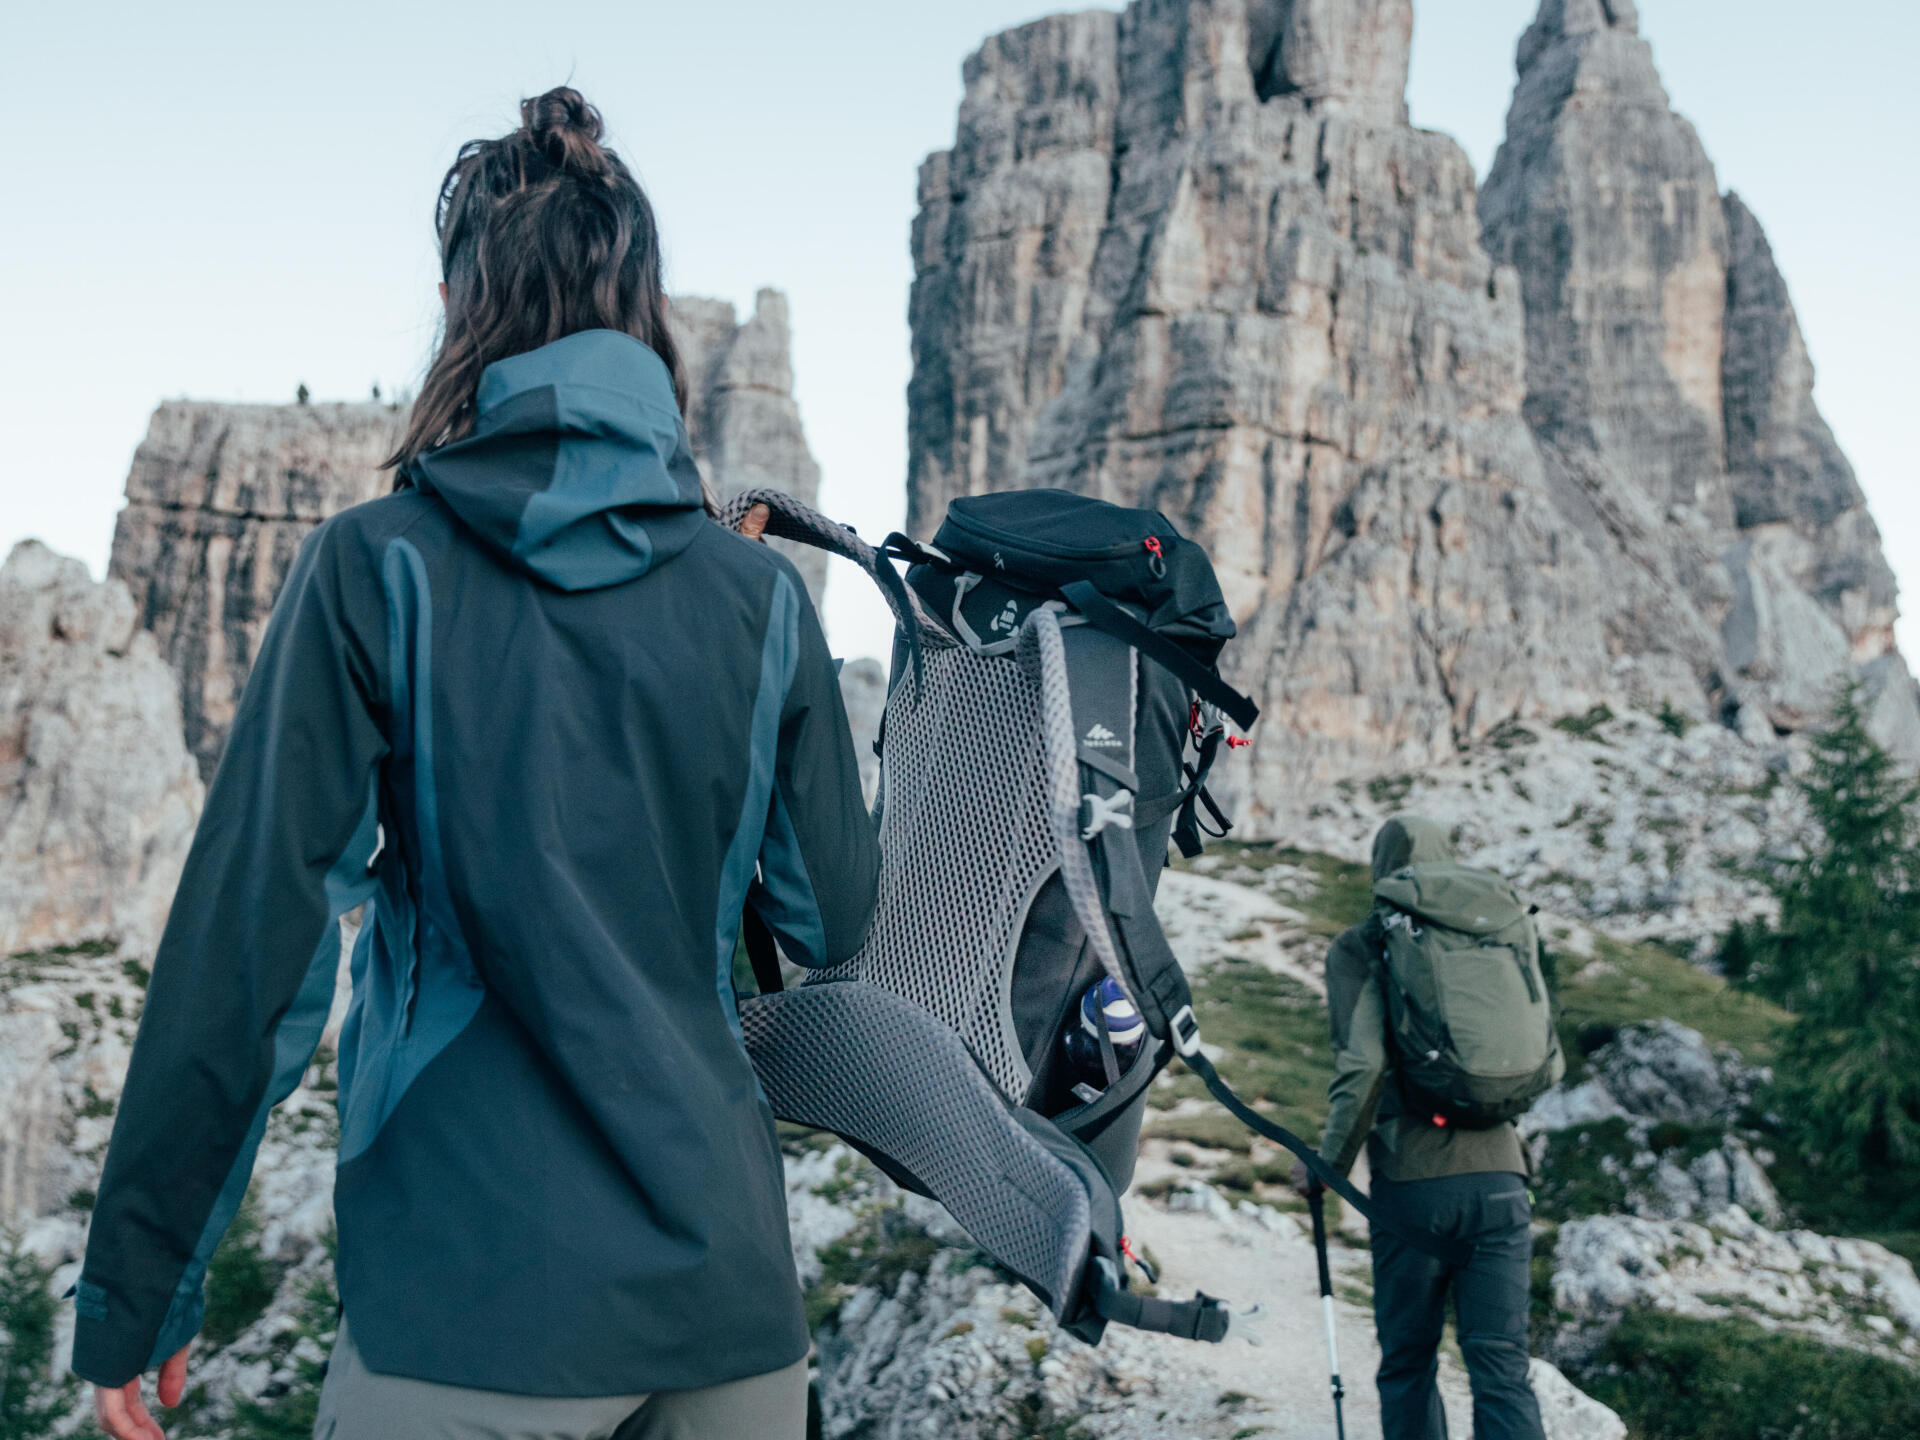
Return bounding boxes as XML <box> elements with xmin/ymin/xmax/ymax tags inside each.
<box><xmin>1058</xmin><ymin>580</ymin><xmax>1259</xmax><ymax>731</ymax></box>
<box><xmin>1019</xmin><ymin>606</ymin><xmax>1472</xmax><ymax>1269</ymax></box>
<box><xmin>1136</xmin><ymin>706</ymin><xmax>1236</xmax><ymax>860</ymax></box>
<box><xmin>1087</xmin><ymin>1258</ymin><xmax>1231</xmax><ymax>1343</ymax></box>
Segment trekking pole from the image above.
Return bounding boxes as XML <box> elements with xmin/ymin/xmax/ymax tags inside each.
<box><xmin>1306</xmin><ymin>1182</ymin><xmax>1347</xmax><ymax>1440</ymax></box>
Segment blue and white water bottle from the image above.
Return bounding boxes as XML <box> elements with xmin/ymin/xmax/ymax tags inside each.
<box><xmin>1063</xmin><ymin>977</ymin><xmax>1145</xmax><ymax>1097</ymax></box>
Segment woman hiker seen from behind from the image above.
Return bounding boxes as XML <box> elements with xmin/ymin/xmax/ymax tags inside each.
<box><xmin>74</xmin><ymin>87</ymin><xmax>879</xmax><ymax>1440</ymax></box>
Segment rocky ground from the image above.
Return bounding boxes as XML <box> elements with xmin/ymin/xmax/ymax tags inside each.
<box><xmin>1262</xmin><ymin>703</ymin><xmax>1807</xmax><ymax>949</ymax></box>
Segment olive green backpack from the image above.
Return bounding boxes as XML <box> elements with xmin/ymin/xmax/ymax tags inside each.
<box><xmin>1372</xmin><ymin>861</ymin><xmax>1563</xmax><ymax>1130</ymax></box>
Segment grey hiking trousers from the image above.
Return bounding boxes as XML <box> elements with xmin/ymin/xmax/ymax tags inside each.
<box><xmin>1368</xmin><ymin>1172</ymin><xmax>1545</xmax><ymax>1440</ymax></box>
<box><xmin>313</xmin><ymin>1320</ymin><xmax>810</xmax><ymax>1440</ymax></box>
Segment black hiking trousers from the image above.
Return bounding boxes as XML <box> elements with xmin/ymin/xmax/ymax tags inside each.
<box><xmin>1369</xmin><ymin>1171</ymin><xmax>1545</xmax><ymax>1440</ymax></box>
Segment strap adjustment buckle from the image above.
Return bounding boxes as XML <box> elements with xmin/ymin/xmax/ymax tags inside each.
<box><xmin>1079</xmin><ymin>790</ymin><xmax>1135</xmax><ymax>840</ymax></box>
<box><xmin>1169</xmin><ymin>1003</ymin><xmax>1203</xmax><ymax>1057</ymax></box>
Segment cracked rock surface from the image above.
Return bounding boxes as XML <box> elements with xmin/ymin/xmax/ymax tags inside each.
<box><xmin>108</xmin><ymin>292</ymin><xmax>827</xmax><ymax>779</ymax></box>
<box><xmin>905</xmin><ymin>0</ymin><xmax>1918</xmax><ymax>832</ymax></box>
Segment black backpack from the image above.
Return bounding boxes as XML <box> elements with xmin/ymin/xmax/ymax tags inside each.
<box><xmin>728</xmin><ymin>487</ymin><xmax>1467</xmax><ymax>1347</ymax></box>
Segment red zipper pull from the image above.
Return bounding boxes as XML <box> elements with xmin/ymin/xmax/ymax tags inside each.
<box><xmin>1143</xmin><ymin>536</ymin><xmax>1167</xmax><ymax>577</ymax></box>
<box><xmin>1226</xmin><ymin>735</ymin><xmax>1251</xmax><ymax>749</ymax></box>
<box><xmin>1119</xmin><ymin>1235</ymin><xmax>1158</xmax><ymax>1283</ymax></box>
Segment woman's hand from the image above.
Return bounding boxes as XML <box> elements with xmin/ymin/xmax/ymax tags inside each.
<box><xmin>94</xmin><ymin>1344</ymin><xmax>189</xmax><ymax>1440</ymax></box>
<box><xmin>740</xmin><ymin>503</ymin><xmax>771</xmax><ymax>542</ymax></box>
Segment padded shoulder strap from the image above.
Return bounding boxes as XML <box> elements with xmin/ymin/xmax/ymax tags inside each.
<box><xmin>720</xmin><ymin>487</ymin><xmax>932</xmax><ymax>689</ymax></box>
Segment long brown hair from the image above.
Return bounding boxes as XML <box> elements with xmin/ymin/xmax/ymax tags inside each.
<box><xmin>386</xmin><ymin>87</ymin><xmax>686</xmax><ymax>479</ymax></box>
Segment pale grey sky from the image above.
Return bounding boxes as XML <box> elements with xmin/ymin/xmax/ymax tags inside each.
<box><xmin>2</xmin><ymin>1</ymin><xmax>1913</xmax><ymax>665</ymax></box>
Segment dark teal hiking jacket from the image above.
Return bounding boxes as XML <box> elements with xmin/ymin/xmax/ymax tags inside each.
<box><xmin>72</xmin><ymin>330</ymin><xmax>879</xmax><ymax>1395</ymax></box>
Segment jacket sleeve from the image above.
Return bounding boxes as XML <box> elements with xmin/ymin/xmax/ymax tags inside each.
<box><xmin>746</xmin><ymin>568</ymin><xmax>879</xmax><ymax>968</ymax></box>
<box><xmin>72</xmin><ymin>520</ymin><xmax>389</xmax><ymax>1387</ymax></box>
<box><xmin>1320</xmin><ymin>921</ymin><xmax>1391</xmax><ymax>1177</ymax></box>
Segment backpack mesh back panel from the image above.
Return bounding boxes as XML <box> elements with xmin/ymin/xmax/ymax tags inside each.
<box><xmin>721</xmin><ymin>490</ymin><xmax>1106</xmax><ymax>1327</ymax></box>
<box><xmin>722</xmin><ymin>491</ymin><xmax>1479</xmax><ymax>1323</ymax></box>
<box><xmin>741</xmin><ymin>984</ymin><xmax>1089</xmax><ymax>1315</ymax></box>
<box><xmin>808</xmin><ymin>641</ymin><xmax>1058</xmax><ymax>1102</ymax></box>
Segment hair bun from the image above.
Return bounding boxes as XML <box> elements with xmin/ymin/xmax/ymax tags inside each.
<box><xmin>522</xmin><ymin>86</ymin><xmax>608</xmax><ymax>174</ymax></box>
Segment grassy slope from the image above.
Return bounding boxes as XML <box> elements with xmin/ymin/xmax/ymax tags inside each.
<box><xmin>1158</xmin><ymin>842</ymin><xmax>1791</xmax><ymax>1140</ymax></box>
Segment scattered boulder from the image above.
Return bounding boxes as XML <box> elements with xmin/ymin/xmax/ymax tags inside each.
<box><xmin>1551</xmin><ymin>1208</ymin><xmax>1920</xmax><ymax>1365</ymax></box>
<box><xmin>1586</xmin><ymin>1019</ymin><xmax>1744</xmax><ymax>1127</ymax></box>
<box><xmin>1524</xmin><ymin>1020</ymin><xmax>1782</xmax><ymax>1225</ymax></box>
<box><xmin>1529</xmin><ymin>1355</ymin><xmax>1628</xmax><ymax>1440</ymax></box>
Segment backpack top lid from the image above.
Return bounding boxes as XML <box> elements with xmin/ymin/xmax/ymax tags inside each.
<box><xmin>1373</xmin><ymin>862</ymin><xmax>1528</xmax><ymax>937</ymax></box>
<box><xmin>931</xmin><ymin>489</ymin><xmax>1236</xmax><ymax>661</ymax></box>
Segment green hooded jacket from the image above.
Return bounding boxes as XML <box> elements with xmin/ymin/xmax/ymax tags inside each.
<box><xmin>1319</xmin><ymin>816</ymin><xmax>1530</xmax><ymax>1182</ymax></box>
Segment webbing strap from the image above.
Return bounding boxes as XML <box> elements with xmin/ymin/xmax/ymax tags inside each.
<box><xmin>1090</xmin><ymin>1260</ymin><xmax>1230</xmax><ymax>1343</ymax></box>
<box><xmin>742</xmin><ymin>907</ymin><xmax>783</xmax><ymax>996</ymax></box>
<box><xmin>1180</xmin><ymin>1049</ymin><xmax>1473</xmax><ymax>1268</ymax></box>
<box><xmin>1059</xmin><ymin>581</ymin><xmax>1258</xmax><ymax>731</ymax></box>
<box><xmin>1172</xmin><ymin>725</ymin><xmax>1230</xmax><ymax>859</ymax></box>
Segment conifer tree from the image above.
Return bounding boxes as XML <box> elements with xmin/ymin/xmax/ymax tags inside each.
<box><xmin>0</xmin><ymin>1234</ymin><xmax>74</xmax><ymax>1440</ymax></box>
<box><xmin>1751</xmin><ymin>684</ymin><xmax>1920</xmax><ymax>1180</ymax></box>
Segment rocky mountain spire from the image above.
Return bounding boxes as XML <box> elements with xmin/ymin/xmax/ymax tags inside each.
<box><xmin>110</xmin><ymin>293</ymin><xmax>826</xmax><ymax>777</ymax></box>
<box><xmin>1249</xmin><ymin>0</ymin><xmax>1412</xmax><ymax>125</ymax></box>
<box><xmin>907</xmin><ymin>0</ymin><xmax>1917</xmax><ymax>828</ymax></box>
<box><xmin>1481</xmin><ymin>0</ymin><xmax>1915</xmax><ymax>750</ymax></box>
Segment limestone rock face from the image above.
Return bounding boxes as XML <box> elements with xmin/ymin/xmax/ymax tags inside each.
<box><xmin>1479</xmin><ymin>0</ymin><xmax>1917</xmax><ymax>753</ymax></box>
<box><xmin>0</xmin><ymin>542</ymin><xmax>202</xmax><ymax>957</ymax></box>
<box><xmin>107</xmin><ymin>401</ymin><xmax>404</xmax><ymax>778</ymax></box>
<box><xmin>1250</xmin><ymin>0</ymin><xmax>1412</xmax><ymax>125</ymax></box>
<box><xmin>908</xmin><ymin>0</ymin><xmax>1628</xmax><ymax>828</ymax></box>
<box><xmin>674</xmin><ymin>288</ymin><xmax>828</xmax><ymax>604</ymax></box>
<box><xmin>109</xmin><ymin>292</ymin><xmax>824</xmax><ymax>776</ymax></box>
<box><xmin>906</xmin><ymin>0</ymin><xmax>1918</xmax><ymax>828</ymax></box>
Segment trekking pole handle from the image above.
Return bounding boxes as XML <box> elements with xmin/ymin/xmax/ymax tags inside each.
<box><xmin>1308</xmin><ymin>1186</ymin><xmax>1334</xmax><ymax>1299</ymax></box>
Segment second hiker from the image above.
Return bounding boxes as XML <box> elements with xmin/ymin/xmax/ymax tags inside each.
<box><xmin>1300</xmin><ymin>815</ymin><xmax>1564</xmax><ymax>1440</ymax></box>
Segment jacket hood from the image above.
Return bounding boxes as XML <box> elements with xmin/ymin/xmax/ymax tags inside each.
<box><xmin>410</xmin><ymin>329</ymin><xmax>707</xmax><ymax>590</ymax></box>
<box><xmin>1370</xmin><ymin>814</ymin><xmax>1454</xmax><ymax>880</ymax></box>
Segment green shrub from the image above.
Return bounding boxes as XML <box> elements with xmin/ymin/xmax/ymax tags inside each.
<box><xmin>805</xmin><ymin>1206</ymin><xmax>945</xmax><ymax>1331</ymax></box>
<box><xmin>1552</xmin><ymin>704</ymin><xmax>1615</xmax><ymax>741</ymax></box>
<box><xmin>228</xmin><ymin>1269</ymin><xmax>338</xmax><ymax>1440</ymax></box>
<box><xmin>1582</xmin><ymin>1311</ymin><xmax>1920</xmax><ymax>1440</ymax></box>
<box><xmin>0</xmin><ymin>1233</ymin><xmax>77</xmax><ymax>1439</ymax></box>
<box><xmin>1530</xmin><ymin>1119</ymin><xmax>1635</xmax><ymax>1222</ymax></box>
